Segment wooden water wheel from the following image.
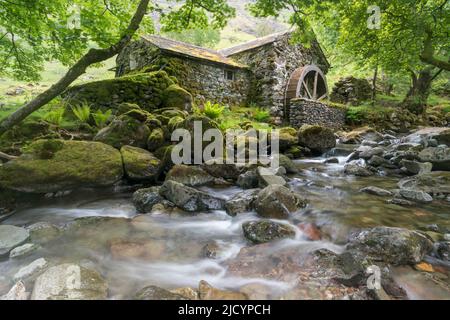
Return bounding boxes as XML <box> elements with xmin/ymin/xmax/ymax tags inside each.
<box><xmin>285</xmin><ymin>65</ymin><xmax>329</xmax><ymax>104</ymax></box>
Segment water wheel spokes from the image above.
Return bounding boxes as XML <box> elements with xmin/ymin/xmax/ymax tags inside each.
<box><xmin>285</xmin><ymin>65</ymin><xmax>329</xmax><ymax>104</ymax></box>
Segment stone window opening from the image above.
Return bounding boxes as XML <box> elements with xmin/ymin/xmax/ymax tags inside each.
<box><xmin>224</xmin><ymin>69</ymin><xmax>235</xmax><ymax>81</ymax></box>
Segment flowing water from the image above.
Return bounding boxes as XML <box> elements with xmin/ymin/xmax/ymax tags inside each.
<box><xmin>1</xmin><ymin>146</ymin><xmax>450</xmax><ymax>300</ymax></box>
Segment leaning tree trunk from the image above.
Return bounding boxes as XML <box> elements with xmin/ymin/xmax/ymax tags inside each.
<box><xmin>402</xmin><ymin>67</ymin><xmax>434</xmax><ymax>114</ymax></box>
<box><xmin>0</xmin><ymin>0</ymin><xmax>150</xmax><ymax>137</ymax></box>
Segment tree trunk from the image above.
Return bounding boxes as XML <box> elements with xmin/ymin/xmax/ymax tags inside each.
<box><xmin>0</xmin><ymin>0</ymin><xmax>150</xmax><ymax>137</ymax></box>
<box><xmin>402</xmin><ymin>67</ymin><xmax>434</xmax><ymax>114</ymax></box>
<box><xmin>371</xmin><ymin>65</ymin><xmax>378</xmax><ymax>107</ymax></box>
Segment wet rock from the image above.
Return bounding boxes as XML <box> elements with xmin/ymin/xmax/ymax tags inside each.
<box><xmin>418</xmin><ymin>146</ymin><xmax>450</xmax><ymax>171</ymax></box>
<box><xmin>367</xmin><ymin>155</ymin><xmax>389</xmax><ymax>167</ymax></box>
<box><xmin>242</xmin><ymin>220</ymin><xmax>296</xmax><ymax>244</ymax></box>
<box><xmin>398</xmin><ymin>171</ymin><xmax>450</xmax><ymax>196</ymax></box>
<box><xmin>359</xmin><ymin>147</ymin><xmax>385</xmax><ymax>160</ymax></box>
<box><xmin>160</xmin><ymin>180</ymin><xmax>225</xmax><ymax>212</ymax></box>
<box><xmin>256</xmin><ymin>167</ymin><xmax>286</xmax><ymax>187</ymax></box>
<box><xmin>277</xmin><ymin>154</ymin><xmax>299</xmax><ymax>173</ymax></box>
<box><xmin>360</xmin><ymin>186</ymin><xmax>393</xmax><ymax>197</ymax></box>
<box><xmin>14</xmin><ymin>258</ymin><xmax>48</xmax><ymax>281</ymax></box>
<box><xmin>324</xmin><ymin>157</ymin><xmax>339</xmax><ymax>164</ymax></box>
<box><xmin>201</xmin><ymin>241</ymin><xmax>220</xmax><ymax>259</ymax></box>
<box><xmin>135</xmin><ymin>285</ymin><xmax>188</xmax><ymax>300</ymax></box>
<box><xmin>94</xmin><ymin>115</ymin><xmax>150</xmax><ymax>149</ymax></box>
<box><xmin>0</xmin><ymin>281</ymin><xmax>29</xmax><ymax>300</ymax></box>
<box><xmin>165</xmin><ymin>165</ymin><xmax>215</xmax><ymax>187</ymax></box>
<box><xmin>297</xmin><ymin>125</ymin><xmax>336</xmax><ymax>155</ymax></box>
<box><xmin>237</xmin><ymin>170</ymin><xmax>259</xmax><ymax>189</ymax></box>
<box><xmin>434</xmin><ymin>242</ymin><xmax>450</xmax><ymax>261</ymax></box>
<box><xmin>147</xmin><ymin>128</ymin><xmax>166</xmax><ymax>152</ymax></box>
<box><xmin>110</xmin><ymin>239</ymin><xmax>165</xmax><ymax>260</ymax></box>
<box><xmin>27</xmin><ymin>222</ymin><xmax>61</xmax><ymax>244</ymax></box>
<box><xmin>347</xmin><ymin>227</ymin><xmax>433</xmax><ymax>265</ymax></box>
<box><xmin>297</xmin><ymin>222</ymin><xmax>322</xmax><ymax>241</ymax></box>
<box><xmin>170</xmin><ymin>287</ymin><xmax>198</xmax><ymax>300</ymax></box>
<box><xmin>10</xmin><ymin>243</ymin><xmax>40</xmax><ymax>259</ymax></box>
<box><xmin>132</xmin><ymin>187</ymin><xmax>165</xmax><ymax>213</ymax></box>
<box><xmin>201</xmin><ymin>163</ymin><xmax>240</xmax><ymax>181</ymax></box>
<box><xmin>444</xmin><ymin>234</ymin><xmax>450</xmax><ymax>241</ymax></box>
<box><xmin>340</xmin><ymin>127</ymin><xmax>383</xmax><ymax>144</ymax></box>
<box><xmin>0</xmin><ymin>225</ymin><xmax>30</xmax><ymax>257</ymax></box>
<box><xmin>198</xmin><ymin>281</ymin><xmax>248</xmax><ymax>300</ymax></box>
<box><xmin>399</xmin><ymin>189</ymin><xmax>433</xmax><ymax>204</ymax></box>
<box><xmin>278</xmin><ymin>127</ymin><xmax>298</xmax><ymax>152</ymax></box>
<box><xmin>400</xmin><ymin>160</ymin><xmax>433</xmax><ymax>175</ymax></box>
<box><xmin>255</xmin><ymin>185</ymin><xmax>306</xmax><ymax>219</ymax></box>
<box><xmin>344</xmin><ymin>161</ymin><xmax>374</xmax><ymax>177</ymax></box>
<box><xmin>362</xmin><ymin>140</ymin><xmax>379</xmax><ymax>147</ymax></box>
<box><xmin>387</xmin><ymin>198</ymin><xmax>414</xmax><ymax>206</ymax></box>
<box><xmin>0</xmin><ymin>140</ymin><xmax>123</xmax><ymax>194</ymax></box>
<box><xmin>225</xmin><ymin>189</ymin><xmax>259</xmax><ymax>216</ymax></box>
<box><xmin>31</xmin><ymin>264</ymin><xmax>108</xmax><ymax>300</ymax></box>
<box><xmin>120</xmin><ymin>146</ymin><xmax>162</xmax><ymax>182</ymax></box>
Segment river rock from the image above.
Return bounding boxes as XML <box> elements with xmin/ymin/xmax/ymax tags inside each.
<box><xmin>135</xmin><ymin>285</ymin><xmax>187</xmax><ymax>300</ymax></box>
<box><xmin>418</xmin><ymin>146</ymin><xmax>450</xmax><ymax>171</ymax></box>
<box><xmin>347</xmin><ymin>227</ymin><xmax>433</xmax><ymax>265</ymax></box>
<box><xmin>0</xmin><ymin>140</ymin><xmax>123</xmax><ymax>193</ymax></box>
<box><xmin>254</xmin><ymin>185</ymin><xmax>306</xmax><ymax>219</ymax></box>
<box><xmin>27</xmin><ymin>222</ymin><xmax>61</xmax><ymax>244</ymax></box>
<box><xmin>120</xmin><ymin>146</ymin><xmax>162</xmax><ymax>182</ymax></box>
<box><xmin>400</xmin><ymin>160</ymin><xmax>433</xmax><ymax>175</ymax></box>
<box><xmin>198</xmin><ymin>281</ymin><xmax>248</xmax><ymax>300</ymax></box>
<box><xmin>344</xmin><ymin>161</ymin><xmax>374</xmax><ymax>177</ymax></box>
<box><xmin>237</xmin><ymin>170</ymin><xmax>259</xmax><ymax>189</ymax></box>
<box><xmin>340</xmin><ymin>127</ymin><xmax>383</xmax><ymax>144</ymax></box>
<box><xmin>31</xmin><ymin>264</ymin><xmax>108</xmax><ymax>300</ymax></box>
<box><xmin>360</xmin><ymin>186</ymin><xmax>393</xmax><ymax>197</ymax></box>
<box><xmin>0</xmin><ymin>225</ymin><xmax>30</xmax><ymax>257</ymax></box>
<box><xmin>10</xmin><ymin>243</ymin><xmax>40</xmax><ymax>258</ymax></box>
<box><xmin>242</xmin><ymin>220</ymin><xmax>296</xmax><ymax>244</ymax></box>
<box><xmin>132</xmin><ymin>187</ymin><xmax>165</xmax><ymax>213</ymax></box>
<box><xmin>387</xmin><ymin>198</ymin><xmax>414</xmax><ymax>206</ymax></box>
<box><xmin>94</xmin><ymin>115</ymin><xmax>150</xmax><ymax>149</ymax></box>
<box><xmin>434</xmin><ymin>242</ymin><xmax>450</xmax><ymax>261</ymax></box>
<box><xmin>225</xmin><ymin>189</ymin><xmax>259</xmax><ymax>216</ymax></box>
<box><xmin>368</xmin><ymin>155</ymin><xmax>390</xmax><ymax>167</ymax></box>
<box><xmin>14</xmin><ymin>258</ymin><xmax>48</xmax><ymax>281</ymax></box>
<box><xmin>359</xmin><ymin>147</ymin><xmax>385</xmax><ymax>159</ymax></box>
<box><xmin>110</xmin><ymin>239</ymin><xmax>165</xmax><ymax>260</ymax></box>
<box><xmin>201</xmin><ymin>163</ymin><xmax>240</xmax><ymax>180</ymax></box>
<box><xmin>297</xmin><ymin>125</ymin><xmax>336</xmax><ymax>155</ymax></box>
<box><xmin>398</xmin><ymin>171</ymin><xmax>450</xmax><ymax>195</ymax></box>
<box><xmin>277</xmin><ymin>154</ymin><xmax>299</xmax><ymax>173</ymax></box>
<box><xmin>165</xmin><ymin>165</ymin><xmax>215</xmax><ymax>187</ymax></box>
<box><xmin>256</xmin><ymin>167</ymin><xmax>286</xmax><ymax>187</ymax></box>
<box><xmin>399</xmin><ymin>189</ymin><xmax>433</xmax><ymax>203</ymax></box>
<box><xmin>201</xmin><ymin>241</ymin><xmax>220</xmax><ymax>259</ymax></box>
<box><xmin>160</xmin><ymin>180</ymin><xmax>225</xmax><ymax>212</ymax></box>
<box><xmin>297</xmin><ymin>222</ymin><xmax>322</xmax><ymax>241</ymax></box>
<box><xmin>0</xmin><ymin>281</ymin><xmax>29</xmax><ymax>300</ymax></box>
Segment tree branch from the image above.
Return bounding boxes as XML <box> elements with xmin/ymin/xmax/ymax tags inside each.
<box><xmin>420</xmin><ymin>29</ymin><xmax>450</xmax><ymax>71</ymax></box>
<box><xmin>0</xmin><ymin>151</ymin><xmax>17</xmax><ymax>161</ymax></box>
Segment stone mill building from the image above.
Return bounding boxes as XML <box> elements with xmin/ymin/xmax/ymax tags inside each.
<box><xmin>116</xmin><ymin>30</ymin><xmax>335</xmax><ymax>125</ymax></box>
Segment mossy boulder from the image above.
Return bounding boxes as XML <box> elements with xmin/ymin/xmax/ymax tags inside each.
<box><xmin>94</xmin><ymin>115</ymin><xmax>150</xmax><ymax>149</ymax></box>
<box><xmin>63</xmin><ymin>71</ymin><xmax>177</xmax><ymax>112</ymax></box>
<box><xmin>242</xmin><ymin>220</ymin><xmax>296</xmax><ymax>244</ymax></box>
<box><xmin>255</xmin><ymin>185</ymin><xmax>307</xmax><ymax>219</ymax></box>
<box><xmin>147</xmin><ymin>128</ymin><xmax>166</xmax><ymax>152</ymax></box>
<box><xmin>154</xmin><ymin>145</ymin><xmax>176</xmax><ymax>172</ymax></box>
<box><xmin>297</xmin><ymin>125</ymin><xmax>336</xmax><ymax>155</ymax></box>
<box><xmin>0</xmin><ymin>140</ymin><xmax>123</xmax><ymax>193</ymax></box>
<box><xmin>176</xmin><ymin>115</ymin><xmax>219</xmax><ymax>133</ymax></box>
<box><xmin>120</xmin><ymin>146</ymin><xmax>162</xmax><ymax>182</ymax></box>
<box><xmin>165</xmin><ymin>164</ymin><xmax>215</xmax><ymax>187</ymax></box>
<box><xmin>168</xmin><ymin>116</ymin><xmax>185</xmax><ymax>132</ymax></box>
<box><xmin>162</xmin><ymin>84</ymin><xmax>193</xmax><ymax>112</ymax></box>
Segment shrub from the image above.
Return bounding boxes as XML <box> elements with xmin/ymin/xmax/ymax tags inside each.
<box><xmin>203</xmin><ymin>101</ymin><xmax>225</xmax><ymax>119</ymax></box>
<box><xmin>253</xmin><ymin>108</ymin><xmax>270</xmax><ymax>122</ymax></box>
<box><xmin>92</xmin><ymin>109</ymin><xmax>112</xmax><ymax>128</ymax></box>
<box><xmin>72</xmin><ymin>102</ymin><xmax>91</xmax><ymax>123</ymax></box>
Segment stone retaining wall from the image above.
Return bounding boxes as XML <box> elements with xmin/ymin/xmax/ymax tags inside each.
<box><xmin>289</xmin><ymin>98</ymin><xmax>346</xmax><ymax>129</ymax></box>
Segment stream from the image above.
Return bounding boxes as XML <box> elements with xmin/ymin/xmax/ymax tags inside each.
<box><xmin>1</xmin><ymin>145</ymin><xmax>449</xmax><ymax>300</ymax></box>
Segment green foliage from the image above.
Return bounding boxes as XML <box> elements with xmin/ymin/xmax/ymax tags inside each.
<box><xmin>202</xmin><ymin>101</ymin><xmax>225</xmax><ymax>119</ymax></box>
<box><xmin>252</xmin><ymin>108</ymin><xmax>271</xmax><ymax>122</ymax></box>
<box><xmin>72</xmin><ymin>103</ymin><xmax>91</xmax><ymax>124</ymax></box>
<box><xmin>92</xmin><ymin>109</ymin><xmax>113</xmax><ymax>128</ymax></box>
<box><xmin>43</xmin><ymin>108</ymin><xmax>65</xmax><ymax>126</ymax></box>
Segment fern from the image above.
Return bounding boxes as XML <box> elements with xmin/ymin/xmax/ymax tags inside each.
<box><xmin>92</xmin><ymin>109</ymin><xmax>112</xmax><ymax>128</ymax></box>
<box><xmin>203</xmin><ymin>101</ymin><xmax>225</xmax><ymax>119</ymax></box>
<box><xmin>253</xmin><ymin>108</ymin><xmax>270</xmax><ymax>122</ymax></box>
<box><xmin>72</xmin><ymin>102</ymin><xmax>91</xmax><ymax>123</ymax></box>
<box><xmin>44</xmin><ymin>108</ymin><xmax>65</xmax><ymax>126</ymax></box>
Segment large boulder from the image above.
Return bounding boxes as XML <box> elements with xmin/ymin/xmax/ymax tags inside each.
<box><xmin>0</xmin><ymin>225</ymin><xmax>30</xmax><ymax>258</ymax></box>
<box><xmin>159</xmin><ymin>180</ymin><xmax>225</xmax><ymax>212</ymax></box>
<box><xmin>0</xmin><ymin>140</ymin><xmax>123</xmax><ymax>193</ymax></box>
<box><xmin>330</xmin><ymin>76</ymin><xmax>372</xmax><ymax>105</ymax></box>
<box><xmin>418</xmin><ymin>146</ymin><xmax>450</xmax><ymax>171</ymax></box>
<box><xmin>278</xmin><ymin>127</ymin><xmax>298</xmax><ymax>152</ymax></box>
<box><xmin>346</xmin><ymin>227</ymin><xmax>433</xmax><ymax>265</ymax></box>
<box><xmin>132</xmin><ymin>187</ymin><xmax>165</xmax><ymax>213</ymax></box>
<box><xmin>254</xmin><ymin>185</ymin><xmax>306</xmax><ymax>219</ymax></box>
<box><xmin>339</xmin><ymin>127</ymin><xmax>383</xmax><ymax>144</ymax></box>
<box><xmin>161</xmin><ymin>84</ymin><xmax>193</xmax><ymax>112</ymax></box>
<box><xmin>147</xmin><ymin>128</ymin><xmax>166</xmax><ymax>152</ymax></box>
<box><xmin>135</xmin><ymin>286</ymin><xmax>187</xmax><ymax>300</ymax></box>
<box><xmin>398</xmin><ymin>171</ymin><xmax>450</xmax><ymax>196</ymax></box>
<box><xmin>165</xmin><ymin>165</ymin><xmax>215</xmax><ymax>187</ymax></box>
<box><xmin>256</xmin><ymin>167</ymin><xmax>286</xmax><ymax>187</ymax></box>
<box><xmin>120</xmin><ymin>146</ymin><xmax>162</xmax><ymax>182</ymax></box>
<box><xmin>225</xmin><ymin>189</ymin><xmax>260</xmax><ymax>216</ymax></box>
<box><xmin>297</xmin><ymin>125</ymin><xmax>336</xmax><ymax>155</ymax></box>
<box><xmin>242</xmin><ymin>220</ymin><xmax>296</xmax><ymax>244</ymax></box>
<box><xmin>94</xmin><ymin>115</ymin><xmax>150</xmax><ymax>149</ymax></box>
<box><xmin>31</xmin><ymin>264</ymin><xmax>108</xmax><ymax>300</ymax></box>
<box><xmin>63</xmin><ymin>71</ymin><xmax>184</xmax><ymax>112</ymax></box>
<box><xmin>201</xmin><ymin>163</ymin><xmax>240</xmax><ymax>181</ymax></box>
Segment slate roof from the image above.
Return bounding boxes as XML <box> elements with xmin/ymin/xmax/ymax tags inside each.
<box><xmin>141</xmin><ymin>35</ymin><xmax>247</xmax><ymax>69</ymax></box>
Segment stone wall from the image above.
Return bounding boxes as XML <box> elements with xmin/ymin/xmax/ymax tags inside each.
<box><xmin>116</xmin><ymin>40</ymin><xmax>251</xmax><ymax>106</ymax></box>
<box><xmin>289</xmin><ymin>98</ymin><xmax>346</xmax><ymax>130</ymax></box>
<box><xmin>229</xmin><ymin>34</ymin><xmax>329</xmax><ymax>120</ymax></box>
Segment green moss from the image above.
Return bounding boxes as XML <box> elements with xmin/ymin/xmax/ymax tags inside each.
<box><xmin>162</xmin><ymin>84</ymin><xmax>193</xmax><ymax>111</ymax></box>
<box><xmin>298</xmin><ymin>124</ymin><xmax>327</xmax><ymax>135</ymax></box>
<box><xmin>168</xmin><ymin>116</ymin><xmax>185</xmax><ymax>132</ymax></box>
<box><xmin>279</xmin><ymin>127</ymin><xmax>298</xmax><ymax>137</ymax></box>
<box><xmin>23</xmin><ymin>139</ymin><xmax>64</xmax><ymax>160</ymax></box>
<box><xmin>120</xmin><ymin>145</ymin><xmax>161</xmax><ymax>181</ymax></box>
<box><xmin>147</xmin><ymin>128</ymin><xmax>166</xmax><ymax>152</ymax></box>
